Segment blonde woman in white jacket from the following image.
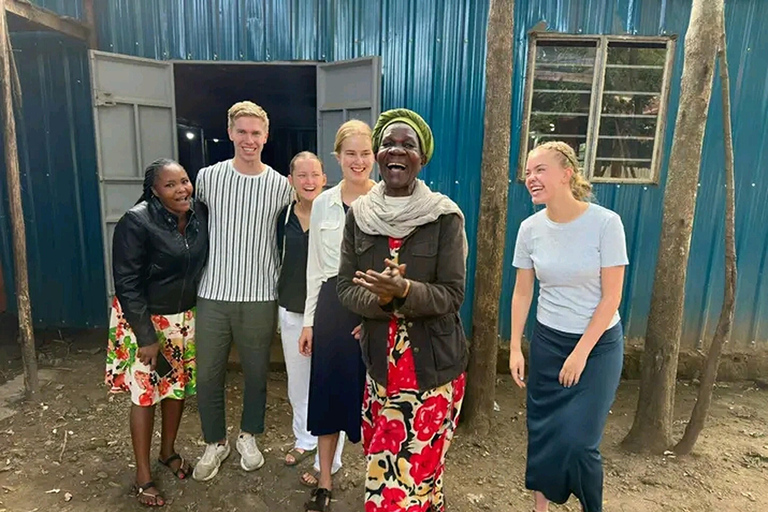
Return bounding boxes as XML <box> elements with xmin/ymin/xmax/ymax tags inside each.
<box><xmin>297</xmin><ymin>120</ymin><xmax>376</xmax><ymax>512</ymax></box>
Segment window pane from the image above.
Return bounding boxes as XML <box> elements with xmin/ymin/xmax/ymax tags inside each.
<box><xmin>607</xmin><ymin>42</ymin><xmax>666</xmax><ymax>66</ymax></box>
<box><xmin>593</xmin><ymin>160</ymin><xmax>652</xmax><ymax>180</ymax></box>
<box><xmin>599</xmin><ymin>116</ymin><xmax>657</xmax><ymax>138</ymax></box>
<box><xmin>604</xmin><ymin>67</ymin><xmax>664</xmax><ymax>93</ymax></box>
<box><xmin>527</xmin><ymin>41</ymin><xmax>597</xmax><ymax>167</ymax></box>
<box><xmin>595</xmin><ymin>42</ymin><xmax>666</xmax><ymax>181</ymax></box>
<box><xmin>602</xmin><ymin>93</ymin><xmax>661</xmax><ymax>115</ymax></box>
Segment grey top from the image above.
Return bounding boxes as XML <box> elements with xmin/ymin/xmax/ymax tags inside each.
<box><xmin>513</xmin><ymin>203</ymin><xmax>629</xmax><ymax>334</ymax></box>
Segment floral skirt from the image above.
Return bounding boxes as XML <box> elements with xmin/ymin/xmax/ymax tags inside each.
<box><xmin>105</xmin><ymin>297</ymin><xmax>196</xmax><ymax>406</ymax></box>
<box><xmin>362</xmin><ymin>372</ymin><xmax>466</xmax><ymax>512</ymax></box>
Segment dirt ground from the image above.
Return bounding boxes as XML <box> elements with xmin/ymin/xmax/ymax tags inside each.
<box><xmin>0</xmin><ymin>330</ymin><xmax>766</xmax><ymax>512</ymax></box>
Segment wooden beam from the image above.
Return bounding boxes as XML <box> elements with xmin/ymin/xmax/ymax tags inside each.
<box><xmin>6</xmin><ymin>0</ymin><xmax>90</xmax><ymax>41</ymax></box>
<box><xmin>82</xmin><ymin>0</ymin><xmax>97</xmax><ymax>48</ymax></box>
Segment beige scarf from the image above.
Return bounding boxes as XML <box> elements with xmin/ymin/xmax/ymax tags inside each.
<box><xmin>351</xmin><ymin>180</ymin><xmax>468</xmax><ymax>257</ymax></box>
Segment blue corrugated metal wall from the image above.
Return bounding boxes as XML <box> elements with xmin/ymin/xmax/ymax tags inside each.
<box><xmin>96</xmin><ymin>0</ymin><xmax>490</xmax><ymax>328</ymax></box>
<box><xmin>502</xmin><ymin>0</ymin><xmax>768</xmax><ymax>350</ymax></box>
<box><xmin>10</xmin><ymin>0</ymin><xmax>766</xmax><ymax>344</ymax></box>
<box><xmin>0</xmin><ymin>32</ymin><xmax>106</xmax><ymax>327</ymax></box>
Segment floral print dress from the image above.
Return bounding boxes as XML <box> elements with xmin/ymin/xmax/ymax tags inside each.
<box><xmin>105</xmin><ymin>297</ymin><xmax>196</xmax><ymax>406</ymax></box>
<box><xmin>362</xmin><ymin>238</ymin><xmax>466</xmax><ymax>512</ymax></box>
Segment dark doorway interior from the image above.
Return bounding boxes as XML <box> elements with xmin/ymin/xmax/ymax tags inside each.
<box><xmin>174</xmin><ymin>63</ymin><xmax>318</xmax><ymax>180</ymax></box>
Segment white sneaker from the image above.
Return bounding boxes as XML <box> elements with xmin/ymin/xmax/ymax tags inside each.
<box><xmin>192</xmin><ymin>441</ymin><xmax>231</xmax><ymax>481</ymax></box>
<box><xmin>236</xmin><ymin>432</ymin><xmax>265</xmax><ymax>471</ymax></box>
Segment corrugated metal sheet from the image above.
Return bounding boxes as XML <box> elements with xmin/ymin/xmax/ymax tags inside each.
<box><xmin>0</xmin><ymin>32</ymin><xmax>106</xmax><ymax>327</ymax></box>
<box><xmin>502</xmin><ymin>0</ymin><xmax>768</xmax><ymax>350</ymax></box>
<box><xmin>40</xmin><ymin>0</ymin><xmax>767</xmax><ymax>345</ymax></box>
<box><xmin>96</xmin><ymin>0</ymin><xmax>490</xmax><ymax>327</ymax></box>
<box><xmin>28</xmin><ymin>0</ymin><xmax>83</xmax><ymax>20</ymax></box>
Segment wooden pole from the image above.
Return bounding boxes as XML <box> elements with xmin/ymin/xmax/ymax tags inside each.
<box><xmin>0</xmin><ymin>0</ymin><xmax>40</xmax><ymax>398</ymax></box>
<box><xmin>673</xmin><ymin>7</ymin><xmax>736</xmax><ymax>456</ymax></box>
<box><xmin>463</xmin><ymin>0</ymin><xmax>515</xmax><ymax>436</ymax></box>
<box><xmin>621</xmin><ymin>0</ymin><xmax>721</xmax><ymax>454</ymax></box>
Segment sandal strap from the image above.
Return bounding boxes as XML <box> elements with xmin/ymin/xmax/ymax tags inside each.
<box><xmin>305</xmin><ymin>487</ymin><xmax>332</xmax><ymax>511</ymax></box>
<box><xmin>136</xmin><ymin>480</ymin><xmax>157</xmax><ymax>494</ymax></box>
<box><xmin>159</xmin><ymin>453</ymin><xmax>182</xmax><ymax>466</ymax></box>
<box><xmin>311</xmin><ymin>487</ymin><xmax>332</xmax><ymax>499</ymax></box>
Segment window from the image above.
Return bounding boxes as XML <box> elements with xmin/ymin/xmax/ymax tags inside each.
<box><xmin>519</xmin><ymin>34</ymin><xmax>675</xmax><ymax>183</ymax></box>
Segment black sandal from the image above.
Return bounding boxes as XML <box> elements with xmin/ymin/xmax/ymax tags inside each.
<box><xmin>133</xmin><ymin>480</ymin><xmax>165</xmax><ymax>507</ymax></box>
<box><xmin>304</xmin><ymin>487</ymin><xmax>332</xmax><ymax>511</ymax></box>
<box><xmin>158</xmin><ymin>453</ymin><xmax>191</xmax><ymax>480</ymax></box>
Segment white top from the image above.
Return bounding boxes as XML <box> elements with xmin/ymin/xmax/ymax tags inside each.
<box><xmin>512</xmin><ymin>203</ymin><xmax>629</xmax><ymax>334</ymax></box>
<box><xmin>303</xmin><ymin>183</ymin><xmax>347</xmax><ymax>327</ymax></box>
<box><xmin>196</xmin><ymin>160</ymin><xmax>292</xmax><ymax>302</ymax></box>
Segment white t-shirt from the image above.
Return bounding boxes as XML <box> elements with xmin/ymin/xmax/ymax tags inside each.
<box><xmin>512</xmin><ymin>203</ymin><xmax>629</xmax><ymax>334</ymax></box>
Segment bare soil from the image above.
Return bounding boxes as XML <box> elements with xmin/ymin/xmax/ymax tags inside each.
<box><xmin>0</xmin><ymin>331</ymin><xmax>766</xmax><ymax>512</ymax></box>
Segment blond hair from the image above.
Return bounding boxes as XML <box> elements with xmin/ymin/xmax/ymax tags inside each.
<box><xmin>289</xmin><ymin>151</ymin><xmax>324</xmax><ymax>175</ymax></box>
<box><xmin>227</xmin><ymin>101</ymin><xmax>269</xmax><ymax>130</ymax></box>
<box><xmin>333</xmin><ymin>119</ymin><xmax>373</xmax><ymax>154</ymax></box>
<box><xmin>531</xmin><ymin>141</ymin><xmax>593</xmax><ymax>202</ymax></box>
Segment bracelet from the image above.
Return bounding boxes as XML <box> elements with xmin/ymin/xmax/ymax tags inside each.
<box><xmin>401</xmin><ymin>279</ymin><xmax>412</xmax><ymax>298</ymax></box>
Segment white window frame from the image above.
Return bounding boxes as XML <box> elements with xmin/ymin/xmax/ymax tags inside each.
<box><xmin>518</xmin><ymin>33</ymin><xmax>677</xmax><ymax>184</ymax></box>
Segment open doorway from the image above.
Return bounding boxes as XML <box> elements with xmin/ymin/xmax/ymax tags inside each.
<box><xmin>89</xmin><ymin>51</ymin><xmax>380</xmax><ymax>297</ymax></box>
<box><xmin>173</xmin><ymin>63</ymin><xmax>318</xmax><ymax>180</ymax></box>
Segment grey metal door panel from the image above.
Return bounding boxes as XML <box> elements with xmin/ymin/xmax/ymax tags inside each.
<box><xmin>89</xmin><ymin>51</ymin><xmax>177</xmax><ymax>298</ymax></box>
<box><xmin>317</xmin><ymin>57</ymin><xmax>381</xmax><ymax>185</ymax></box>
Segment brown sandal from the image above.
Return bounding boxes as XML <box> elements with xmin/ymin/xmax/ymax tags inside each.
<box><xmin>133</xmin><ymin>480</ymin><xmax>165</xmax><ymax>507</ymax></box>
<box><xmin>285</xmin><ymin>447</ymin><xmax>316</xmax><ymax>466</ymax></box>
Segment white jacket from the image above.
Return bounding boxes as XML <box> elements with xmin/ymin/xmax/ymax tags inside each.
<box><xmin>303</xmin><ymin>183</ymin><xmax>347</xmax><ymax>327</ymax></box>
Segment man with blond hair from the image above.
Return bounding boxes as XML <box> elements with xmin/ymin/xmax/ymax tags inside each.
<box><xmin>192</xmin><ymin>101</ymin><xmax>293</xmax><ymax>481</ymax></box>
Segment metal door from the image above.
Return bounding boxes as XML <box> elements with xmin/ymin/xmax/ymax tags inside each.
<box><xmin>317</xmin><ymin>57</ymin><xmax>382</xmax><ymax>185</ymax></box>
<box><xmin>89</xmin><ymin>51</ymin><xmax>177</xmax><ymax>296</ymax></box>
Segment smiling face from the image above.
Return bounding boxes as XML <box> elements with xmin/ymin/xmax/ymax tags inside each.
<box><xmin>524</xmin><ymin>147</ymin><xmax>575</xmax><ymax>205</ymax></box>
<box><xmin>228</xmin><ymin>116</ymin><xmax>268</xmax><ymax>164</ymax></box>
<box><xmin>153</xmin><ymin>163</ymin><xmax>193</xmax><ymax>216</ymax></box>
<box><xmin>336</xmin><ymin>134</ymin><xmax>374</xmax><ymax>187</ymax></box>
<box><xmin>377</xmin><ymin>123</ymin><xmax>424</xmax><ymax>196</ymax></box>
<box><xmin>289</xmin><ymin>157</ymin><xmax>326</xmax><ymax>203</ymax></box>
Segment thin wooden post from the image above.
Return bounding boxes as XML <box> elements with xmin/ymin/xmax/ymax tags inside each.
<box><xmin>463</xmin><ymin>0</ymin><xmax>515</xmax><ymax>435</ymax></box>
<box><xmin>0</xmin><ymin>0</ymin><xmax>40</xmax><ymax>398</ymax></box>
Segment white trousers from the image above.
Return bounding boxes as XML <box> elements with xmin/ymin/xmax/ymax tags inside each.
<box><xmin>278</xmin><ymin>307</ymin><xmax>343</xmax><ymax>473</ymax></box>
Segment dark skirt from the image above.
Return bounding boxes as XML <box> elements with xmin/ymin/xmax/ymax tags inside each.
<box><xmin>526</xmin><ymin>321</ymin><xmax>624</xmax><ymax>512</ymax></box>
<box><xmin>307</xmin><ymin>277</ymin><xmax>366</xmax><ymax>442</ymax></box>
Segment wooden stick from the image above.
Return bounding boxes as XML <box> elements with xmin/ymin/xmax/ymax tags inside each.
<box><xmin>58</xmin><ymin>430</ymin><xmax>68</xmax><ymax>462</ymax></box>
<box><xmin>0</xmin><ymin>0</ymin><xmax>40</xmax><ymax>398</ymax></box>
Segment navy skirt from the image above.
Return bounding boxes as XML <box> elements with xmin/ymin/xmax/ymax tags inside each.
<box><xmin>307</xmin><ymin>277</ymin><xmax>366</xmax><ymax>442</ymax></box>
<box><xmin>526</xmin><ymin>321</ymin><xmax>624</xmax><ymax>512</ymax></box>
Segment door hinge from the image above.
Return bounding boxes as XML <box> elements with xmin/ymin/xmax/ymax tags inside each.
<box><xmin>94</xmin><ymin>91</ymin><xmax>117</xmax><ymax>107</ymax></box>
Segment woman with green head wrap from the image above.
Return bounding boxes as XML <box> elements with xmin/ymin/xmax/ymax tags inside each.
<box><xmin>337</xmin><ymin>108</ymin><xmax>469</xmax><ymax>512</ymax></box>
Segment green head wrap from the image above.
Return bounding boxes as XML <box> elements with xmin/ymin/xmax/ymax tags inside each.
<box><xmin>372</xmin><ymin>108</ymin><xmax>434</xmax><ymax>164</ymax></box>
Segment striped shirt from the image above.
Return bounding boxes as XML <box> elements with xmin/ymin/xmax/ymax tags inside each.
<box><xmin>196</xmin><ymin>160</ymin><xmax>292</xmax><ymax>302</ymax></box>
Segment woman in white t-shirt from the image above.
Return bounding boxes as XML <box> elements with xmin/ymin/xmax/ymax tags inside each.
<box><xmin>510</xmin><ymin>141</ymin><xmax>628</xmax><ymax>512</ymax></box>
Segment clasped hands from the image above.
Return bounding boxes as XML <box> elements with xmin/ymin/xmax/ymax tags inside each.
<box><xmin>353</xmin><ymin>258</ymin><xmax>410</xmax><ymax>305</ymax></box>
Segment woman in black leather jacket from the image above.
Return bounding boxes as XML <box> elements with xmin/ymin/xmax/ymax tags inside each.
<box><xmin>105</xmin><ymin>158</ymin><xmax>208</xmax><ymax>507</ymax></box>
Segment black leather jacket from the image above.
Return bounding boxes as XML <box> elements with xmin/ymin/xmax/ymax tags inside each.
<box><xmin>112</xmin><ymin>197</ymin><xmax>208</xmax><ymax>347</ymax></box>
